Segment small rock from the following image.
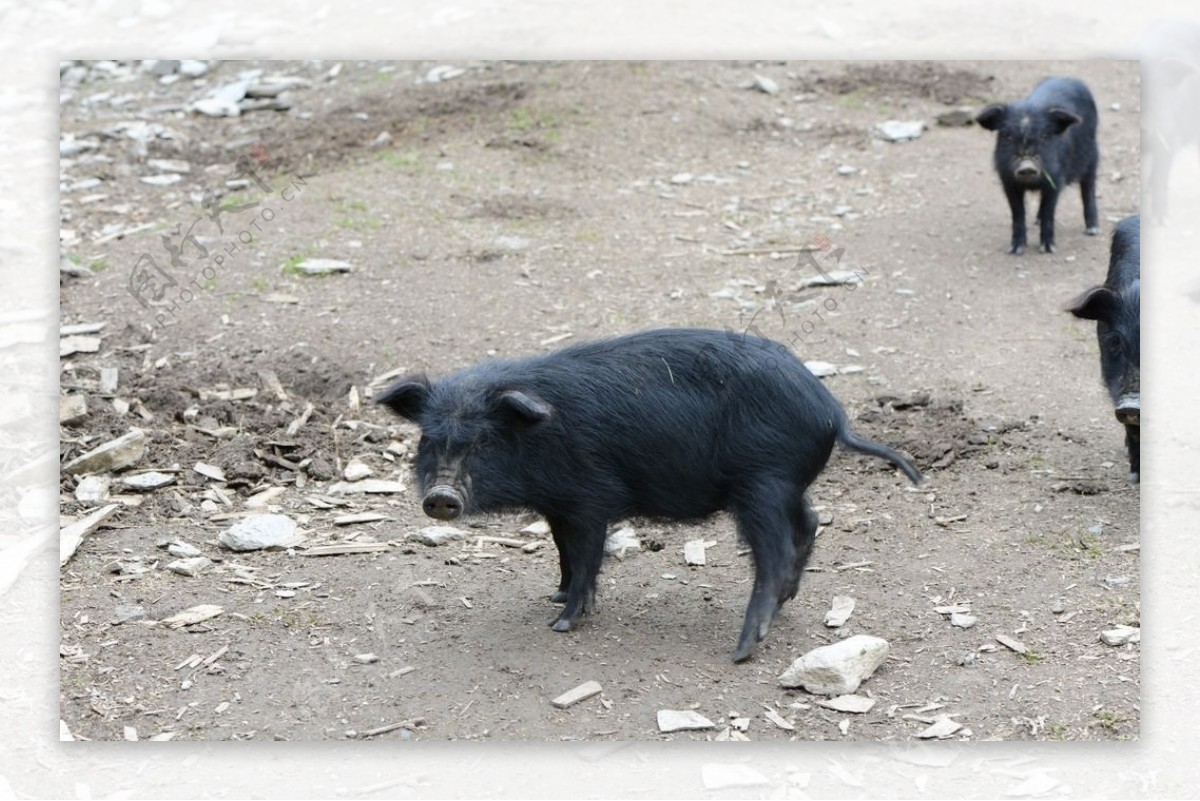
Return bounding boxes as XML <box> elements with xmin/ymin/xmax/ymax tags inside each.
<box><xmin>778</xmin><ymin>634</ymin><xmax>889</xmax><ymax>695</ymax></box>
<box><xmin>121</xmin><ymin>471</ymin><xmax>176</xmax><ymax>491</ymax></box>
<box><xmin>59</xmin><ymin>335</ymin><xmax>101</xmax><ymax>356</ymax></box>
<box><xmin>683</xmin><ymin>539</ymin><xmax>707</xmax><ymax>566</ymax></box>
<box><xmin>521</xmin><ymin>520</ymin><xmax>551</xmax><ymax>536</ymax></box>
<box><xmin>112</xmin><ymin>604</ymin><xmax>146</xmax><ymax>624</ymax></box>
<box><xmin>604</xmin><ymin>526</ymin><xmax>640</xmax><ymax>558</ymax></box>
<box><xmin>167</xmin><ymin>541</ymin><xmax>202</xmax><ymax>558</ymax></box>
<box><xmin>179</xmin><ymin>60</ymin><xmax>209</xmax><ymax>78</ymax></box>
<box><xmin>836</xmin><ymin>164</ymin><xmax>859</xmax><ymax>176</ymax></box>
<box><xmin>1110</xmin><ymin>101</ymin><xmax>1121</xmax><ymax>112</ymax></box>
<box><xmin>669</xmin><ymin>172</ymin><xmax>694</xmax><ymax>185</ymax></box>
<box><xmin>193</xmin><ymin>462</ymin><xmax>227</xmax><ymax>482</ymax></box>
<box><xmin>917</xmin><ymin>716</ymin><xmax>962</xmax><ymax>739</ymax></box>
<box><xmin>950</xmin><ymin>613</ymin><xmax>977</xmax><ymax>629</ymax></box>
<box><xmin>656</xmin><ymin>709</ymin><xmax>714</xmax><ymax>732</ymax></box>
<box><xmin>408</xmin><ymin>526</ymin><xmax>467</xmax><ymax>547</ymax></box>
<box><xmin>218</xmin><ymin>513</ymin><xmax>300</xmax><ymax>551</ymax></box>
<box><xmin>824</xmin><ymin>595</ymin><xmax>855</xmax><ymax>628</ymax></box>
<box><xmin>1050</xmin><ymin>599</ymin><xmax>1067</xmax><ymax>614</ymax></box>
<box><xmin>60</xmin><ymin>395</ymin><xmax>90</xmax><ymax>425</ymax></box>
<box><xmin>936</xmin><ymin>108</ymin><xmax>975</xmax><ymax>127</ymax></box>
<box><xmin>875</xmin><ymin>120</ymin><xmax>926</xmax><ymax>142</ymax></box>
<box><xmin>995</xmin><ymin>633</ymin><xmax>1028</xmax><ymax>655</ymax></box>
<box><xmin>425</xmin><ymin>65</ymin><xmax>466</xmax><ymax>83</ymax></box>
<box><xmin>750</xmin><ymin>74</ymin><xmax>779</xmax><ymax>95</ymax></box>
<box><xmin>291</xmin><ymin>258</ymin><xmax>352</xmax><ymax>276</ymax></box>
<box><xmin>147</xmin><ymin>158</ymin><xmax>191</xmax><ymax>174</ymax></box>
<box><xmin>804</xmin><ymin>360</ymin><xmax>838</xmax><ymax>378</ymax></box>
<box><xmin>62</xmin><ymin>429</ymin><xmax>146</xmax><ymax>475</ymax></box>
<box><xmin>701</xmin><ymin>763</ymin><xmax>769</xmax><ymax>790</ymax></box>
<box><xmin>814</xmin><ymin>694</ymin><xmax>876</xmax><ymax>714</ymax></box>
<box><xmin>167</xmin><ymin>557</ymin><xmax>212</xmax><ymax>577</ymax></box>
<box><xmin>139</xmin><ymin>174</ymin><xmax>182</xmax><ymax>186</ymax></box>
<box><xmin>1100</xmin><ymin>625</ymin><xmax>1140</xmax><ymax>646</ymax></box>
<box><xmin>353</xmin><ymin>653</ymin><xmax>379</xmax><ymax>664</ymax></box>
<box><xmin>342</xmin><ymin>459</ymin><xmax>373</xmax><ymax>482</ymax></box>
<box><xmin>74</xmin><ymin>475</ymin><xmax>110</xmax><ymax>505</ymax></box>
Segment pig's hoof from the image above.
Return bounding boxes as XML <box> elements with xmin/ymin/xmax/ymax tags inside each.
<box><xmin>550</xmin><ymin>590</ymin><xmax>567</xmax><ymax>603</ymax></box>
<box><xmin>1009</xmin><ymin>245</ymin><xmax>1025</xmax><ymax>255</ymax></box>
<box><xmin>1085</xmin><ymin>226</ymin><xmax>1100</xmax><ymax>235</ymax></box>
<box><xmin>1128</xmin><ymin>471</ymin><xmax>1140</xmax><ymax>484</ymax></box>
<box><xmin>1038</xmin><ymin>243</ymin><xmax>1055</xmax><ymax>254</ymax></box>
<box><xmin>550</xmin><ymin>617</ymin><xmax>574</xmax><ymax>632</ymax></box>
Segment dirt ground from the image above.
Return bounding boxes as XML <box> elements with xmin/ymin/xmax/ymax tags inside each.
<box><xmin>58</xmin><ymin>59</ymin><xmax>1141</xmax><ymax>742</ymax></box>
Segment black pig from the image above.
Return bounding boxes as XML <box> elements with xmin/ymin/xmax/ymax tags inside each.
<box><xmin>1067</xmin><ymin>215</ymin><xmax>1140</xmax><ymax>482</ymax></box>
<box><xmin>378</xmin><ymin>328</ymin><xmax>921</xmax><ymax>662</ymax></box>
<box><xmin>976</xmin><ymin>77</ymin><xmax>1100</xmax><ymax>254</ymax></box>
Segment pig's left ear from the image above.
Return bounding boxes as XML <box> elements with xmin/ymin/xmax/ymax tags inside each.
<box><xmin>975</xmin><ymin>104</ymin><xmax>1006</xmax><ymax>131</ymax></box>
<box><xmin>1048</xmin><ymin>108</ymin><xmax>1082</xmax><ymax>135</ymax></box>
<box><xmin>496</xmin><ymin>390</ymin><xmax>553</xmax><ymax>426</ymax></box>
<box><xmin>376</xmin><ymin>375</ymin><xmax>431</xmax><ymax>421</ymax></box>
<box><xmin>1065</xmin><ymin>286</ymin><xmax>1116</xmax><ymax>321</ymax></box>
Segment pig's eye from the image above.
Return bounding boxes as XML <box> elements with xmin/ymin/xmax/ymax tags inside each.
<box><xmin>1102</xmin><ymin>333</ymin><xmax>1124</xmax><ymax>355</ymax></box>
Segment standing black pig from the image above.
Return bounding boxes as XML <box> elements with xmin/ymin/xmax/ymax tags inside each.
<box><xmin>976</xmin><ymin>77</ymin><xmax>1100</xmax><ymax>254</ymax></box>
<box><xmin>1067</xmin><ymin>215</ymin><xmax>1140</xmax><ymax>482</ymax></box>
<box><xmin>377</xmin><ymin>328</ymin><xmax>921</xmax><ymax>662</ymax></box>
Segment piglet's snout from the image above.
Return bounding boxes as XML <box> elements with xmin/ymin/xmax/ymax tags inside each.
<box><xmin>1115</xmin><ymin>394</ymin><xmax>1140</xmax><ymax>426</ymax></box>
<box><xmin>422</xmin><ymin>486</ymin><xmax>465</xmax><ymax>520</ymax></box>
<box><xmin>1014</xmin><ymin>158</ymin><xmax>1041</xmax><ymax>180</ymax></box>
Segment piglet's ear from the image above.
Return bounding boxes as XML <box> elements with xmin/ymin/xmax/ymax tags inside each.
<box><xmin>497</xmin><ymin>390</ymin><xmax>553</xmax><ymax>426</ymax></box>
<box><xmin>1066</xmin><ymin>286</ymin><xmax>1117</xmax><ymax>321</ymax></box>
<box><xmin>975</xmin><ymin>104</ymin><xmax>1007</xmax><ymax>131</ymax></box>
<box><xmin>375</xmin><ymin>375</ymin><xmax>430</xmax><ymax>421</ymax></box>
<box><xmin>1048</xmin><ymin>108</ymin><xmax>1082</xmax><ymax>135</ymax></box>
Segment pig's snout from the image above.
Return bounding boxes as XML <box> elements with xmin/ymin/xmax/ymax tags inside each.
<box><xmin>1014</xmin><ymin>158</ymin><xmax>1041</xmax><ymax>181</ymax></box>
<box><xmin>422</xmin><ymin>486</ymin><xmax>465</xmax><ymax>520</ymax></box>
<box><xmin>1115</xmin><ymin>395</ymin><xmax>1140</xmax><ymax>426</ymax></box>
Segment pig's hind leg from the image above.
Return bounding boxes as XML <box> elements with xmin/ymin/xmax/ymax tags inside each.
<box><xmin>1081</xmin><ymin>162</ymin><xmax>1100</xmax><ymax>234</ymax></box>
<box><xmin>781</xmin><ymin>493</ymin><xmax>819</xmax><ymax>608</ymax></box>
<box><xmin>546</xmin><ymin>515</ymin><xmax>606</xmax><ymax>632</ymax></box>
<box><xmin>731</xmin><ymin>480</ymin><xmax>799</xmax><ymax>662</ymax></box>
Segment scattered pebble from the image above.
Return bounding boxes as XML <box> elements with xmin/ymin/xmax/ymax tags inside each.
<box><xmin>74</xmin><ymin>475</ymin><xmax>110</xmax><ymax>505</ymax></box>
<box><xmin>425</xmin><ymin>65</ymin><xmax>465</xmax><ymax>83</ymax></box>
<box><xmin>139</xmin><ymin>174</ymin><xmax>182</xmax><ymax>186</ymax></box>
<box><xmin>656</xmin><ymin>709</ymin><xmax>714</xmax><ymax>732</ymax></box>
<box><xmin>804</xmin><ymin>361</ymin><xmax>838</xmax><ymax>378</ymax></box>
<box><xmin>112</xmin><ymin>604</ymin><xmax>146</xmax><ymax>624</ymax></box>
<box><xmin>670</xmin><ymin>172</ymin><xmax>694</xmax><ymax>185</ymax></box>
<box><xmin>62</xmin><ymin>429</ymin><xmax>146</xmax><ymax>475</ymax></box>
<box><xmin>353</xmin><ymin>653</ymin><xmax>379</xmax><ymax>664</ymax></box>
<box><xmin>815</xmin><ymin>694</ymin><xmax>876</xmax><ymax>714</ymax></box>
<box><xmin>121</xmin><ymin>471</ymin><xmax>176</xmax><ymax>491</ymax></box>
<box><xmin>167</xmin><ymin>557</ymin><xmax>212</xmax><ymax>577</ymax></box>
<box><xmin>836</xmin><ymin>164</ymin><xmax>859</xmax><ymax>176</ymax></box>
<box><xmin>290</xmin><ymin>258</ymin><xmax>352</xmax><ymax>276</ymax></box>
<box><xmin>1100</xmin><ymin>625</ymin><xmax>1140</xmax><ymax>646</ymax></box>
<box><xmin>521</xmin><ymin>520</ymin><xmax>551</xmax><ymax>536</ymax></box>
<box><xmin>995</xmin><ymin>633</ymin><xmax>1028</xmax><ymax>655</ymax></box>
<box><xmin>950</xmin><ymin>613</ymin><xmax>978</xmax><ymax>629</ymax></box>
<box><xmin>683</xmin><ymin>539</ymin><xmax>707</xmax><ymax>566</ymax></box>
<box><xmin>824</xmin><ymin>595</ymin><xmax>855</xmax><ymax>628</ymax></box>
<box><xmin>875</xmin><ymin>120</ymin><xmax>926</xmax><ymax>142</ymax></box>
<box><xmin>917</xmin><ymin>716</ymin><xmax>962</xmax><ymax>739</ymax></box>
<box><xmin>407</xmin><ymin>526</ymin><xmax>467</xmax><ymax>547</ymax></box>
<box><xmin>167</xmin><ymin>541</ymin><xmax>202</xmax><ymax>558</ymax></box>
<box><xmin>604</xmin><ymin>526</ymin><xmax>640</xmax><ymax>558</ymax></box>
<box><xmin>218</xmin><ymin>514</ymin><xmax>301</xmax><ymax>551</ymax></box>
<box><xmin>750</xmin><ymin>74</ymin><xmax>779</xmax><ymax>95</ymax></box>
<box><xmin>551</xmin><ymin>680</ymin><xmax>602</xmax><ymax>709</ymax></box>
<box><xmin>342</xmin><ymin>459</ymin><xmax>373</xmax><ymax>482</ymax></box>
<box><xmin>778</xmin><ymin>634</ymin><xmax>890</xmax><ymax>695</ymax></box>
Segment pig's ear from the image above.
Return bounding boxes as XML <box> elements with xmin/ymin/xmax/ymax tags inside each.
<box><xmin>975</xmin><ymin>104</ymin><xmax>1007</xmax><ymax>130</ymax></box>
<box><xmin>1066</xmin><ymin>286</ymin><xmax>1116</xmax><ymax>321</ymax></box>
<box><xmin>496</xmin><ymin>390</ymin><xmax>553</xmax><ymax>426</ymax></box>
<box><xmin>375</xmin><ymin>375</ymin><xmax>430</xmax><ymax>421</ymax></box>
<box><xmin>1048</xmin><ymin>108</ymin><xmax>1082</xmax><ymax>134</ymax></box>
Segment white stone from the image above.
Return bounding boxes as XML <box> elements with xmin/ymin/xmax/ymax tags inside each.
<box><xmin>683</xmin><ymin>539</ymin><xmax>707</xmax><ymax>566</ymax></box>
<box><xmin>750</xmin><ymin>74</ymin><xmax>779</xmax><ymax>95</ymax></box>
<box><xmin>1100</xmin><ymin>625</ymin><xmax>1140</xmax><ymax>646</ymax></box>
<box><xmin>917</xmin><ymin>716</ymin><xmax>962</xmax><ymax>739</ymax></box>
<box><xmin>876</xmin><ymin>120</ymin><xmax>926</xmax><ymax>141</ymax></box>
<box><xmin>342</xmin><ymin>459</ymin><xmax>373</xmax><ymax>481</ymax></box>
<box><xmin>656</xmin><ymin>709</ymin><xmax>714</xmax><ymax>732</ymax></box>
<box><xmin>218</xmin><ymin>514</ymin><xmax>300</xmax><ymax>551</ymax></box>
<box><xmin>815</xmin><ymin>694</ymin><xmax>876</xmax><ymax>714</ymax></box>
<box><xmin>74</xmin><ymin>475</ymin><xmax>111</xmax><ymax>505</ymax></box>
<box><xmin>121</xmin><ymin>471</ymin><xmax>176</xmax><ymax>491</ymax></box>
<box><xmin>804</xmin><ymin>360</ymin><xmax>838</xmax><ymax>378</ymax></box>
<box><xmin>950</xmin><ymin>612</ymin><xmax>978</xmax><ymax>629</ymax></box>
<box><xmin>824</xmin><ymin>595</ymin><xmax>855</xmax><ymax>628</ymax></box>
<box><xmin>292</xmin><ymin>258</ymin><xmax>352</xmax><ymax>275</ymax></box>
<box><xmin>604</xmin><ymin>526</ymin><xmax>640</xmax><ymax>557</ymax></box>
<box><xmin>62</xmin><ymin>429</ymin><xmax>146</xmax><ymax>475</ymax></box>
<box><xmin>167</xmin><ymin>557</ymin><xmax>211</xmax><ymax>577</ymax></box>
<box><xmin>167</xmin><ymin>541</ymin><xmax>202</xmax><ymax>558</ymax></box>
<box><xmin>408</xmin><ymin>526</ymin><xmax>467</xmax><ymax>547</ymax></box>
<box><xmin>179</xmin><ymin>60</ymin><xmax>209</xmax><ymax>78</ymax></box>
<box><xmin>139</xmin><ymin>174</ymin><xmax>181</xmax><ymax>186</ymax></box>
<box><xmin>778</xmin><ymin>634</ymin><xmax>890</xmax><ymax>695</ymax></box>
<box><xmin>669</xmin><ymin>172</ymin><xmax>694</xmax><ymax>185</ymax></box>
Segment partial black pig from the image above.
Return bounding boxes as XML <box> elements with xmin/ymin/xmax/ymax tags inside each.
<box><xmin>1067</xmin><ymin>215</ymin><xmax>1140</xmax><ymax>482</ymax></box>
<box><xmin>378</xmin><ymin>328</ymin><xmax>922</xmax><ymax>662</ymax></box>
<box><xmin>976</xmin><ymin>77</ymin><xmax>1100</xmax><ymax>254</ymax></box>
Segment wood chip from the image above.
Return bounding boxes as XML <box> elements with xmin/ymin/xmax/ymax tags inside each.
<box><xmin>60</xmin><ymin>335</ymin><xmax>101</xmax><ymax>357</ymax></box>
<box><xmin>552</xmin><ymin>680</ymin><xmax>603</xmax><ymax>709</ymax></box>
<box><xmin>245</xmin><ymin>486</ymin><xmax>286</xmax><ymax>508</ymax></box>
<box><xmin>917</xmin><ymin>716</ymin><xmax>962</xmax><ymax>739</ymax></box>
<box><xmin>286</xmin><ymin>401</ymin><xmax>314</xmax><ymax>436</ymax></box>
<box><xmin>475</xmin><ymin>536</ymin><xmax>527</xmax><ymax>548</ymax></box>
<box><xmin>834</xmin><ymin>560</ymin><xmax>874</xmax><ymax>572</ymax></box>
<box><xmin>193</xmin><ymin>462</ymin><xmax>227</xmax><ymax>482</ymax></box>
<box><xmin>762</xmin><ymin>707</ymin><xmax>795</xmax><ymax>731</ymax></box>
<box><xmin>815</xmin><ymin>694</ymin><xmax>876</xmax><ymax>714</ymax></box>
<box><xmin>159</xmin><ymin>604</ymin><xmax>224</xmax><ymax>628</ymax></box>
<box><xmin>333</xmin><ymin>512</ymin><xmax>391</xmax><ymax>526</ymax></box>
<box><xmin>995</xmin><ymin>634</ymin><xmax>1028</xmax><ymax>655</ymax></box>
<box><xmin>60</xmin><ymin>322</ymin><xmax>106</xmax><ymax>336</ymax></box>
<box><xmin>59</xmin><ymin>503</ymin><xmax>120</xmax><ymax>565</ymax></box>
<box><xmin>300</xmin><ymin>543</ymin><xmax>390</xmax><ymax>556</ymax></box>
<box><xmin>257</xmin><ymin>369</ymin><xmax>289</xmax><ymax>400</ymax></box>
<box><xmin>356</xmin><ymin>718</ymin><xmax>425</xmax><ymax>738</ymax></box>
